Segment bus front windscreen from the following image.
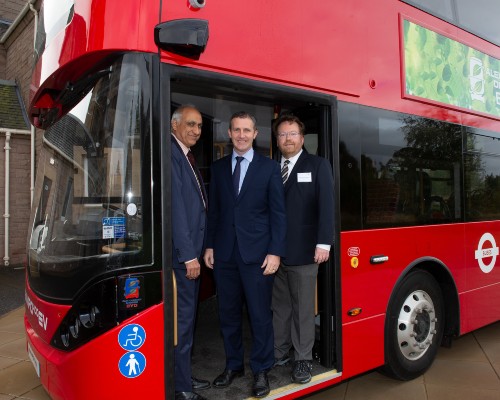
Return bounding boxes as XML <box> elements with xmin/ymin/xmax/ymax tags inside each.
<box><xmin>27</xmin><ymin>54</ymin><xmax>152</xmax><ymax>301</ymax></box>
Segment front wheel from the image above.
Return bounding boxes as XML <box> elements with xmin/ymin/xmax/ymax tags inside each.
<box><xmin>382</xmin><ymin>270</ymin><xmax>444</xmax><ymax>380</ymax></box>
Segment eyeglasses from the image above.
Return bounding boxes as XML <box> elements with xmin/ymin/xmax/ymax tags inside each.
<box><xmin>277</xmin><ymin>131</ymin><xmax>300</xmax><ymax>139</ymax></box>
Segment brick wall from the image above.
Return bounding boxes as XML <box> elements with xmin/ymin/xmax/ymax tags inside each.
<box><xmin>0</xmin><ymin>0</ymin><xmax>26</xmax><ymax>23</ymax></box>
<box><xmin>0</xmin><ymin>0</ymin><xmax>28</xmax><ymax>80</ymax></box>
<box><xmin>0</xmin><ymin>1</ymin><xmax>37</xmax><ymax>266</ymax></box>
<box><xmin>0</xmin><ymin>46</ymin><xmax>5</xmax><ymax>78</ymax></box>
<box><xmin>4</xmin><ymin>11</ymin><xmax>34</xmax><ymax>108</ymax></box>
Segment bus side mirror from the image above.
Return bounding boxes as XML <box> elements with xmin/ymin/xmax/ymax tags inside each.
<box><xmin>154</xmin><ymin>19</ymin><xmax>209</xmax><ymax>60</ymax></box>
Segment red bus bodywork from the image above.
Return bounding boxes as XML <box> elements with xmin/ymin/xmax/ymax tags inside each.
<box><xmin>26</xmin><ymin>1</ymin><xmax>500</xmax><ymax>399</ymax></box>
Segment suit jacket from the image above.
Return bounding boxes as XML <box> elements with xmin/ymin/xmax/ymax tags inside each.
<box><xmin>282</xmin><ymin>150</ymin><xmax>334</xmax><ymax>266</ymax></box>
<box><xmin>206</xmin><ymin>152</ymin><xmax>286</xmax><ymax>264</ymax></box>
<box><xmin>171</xmin><ymin>136</ymin><xmax>207</xmax><ymax>268</ymax></box>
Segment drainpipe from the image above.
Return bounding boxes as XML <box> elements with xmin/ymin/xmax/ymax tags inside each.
<box><xmin>29</xmin><ymin>3</ymin><xmax>38</xmax><ymax>205</ymax></box>
<box><xmin>2</xmin><ymin>129</ymin><xmax>31</xmax><ymax>266</ymax></box>
<box><xmin>29</xmin><ymin>3</ymin><xmax>38</xmax><ymax>43</ymax></box>
<box><xmin>3</xmin><ymin>132</ymin><xmax>10</xmax><ymax>266</ymax></box>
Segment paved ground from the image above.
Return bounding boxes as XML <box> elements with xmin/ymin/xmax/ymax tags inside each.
<box><xmin>0</xmin><ymin>267</ymin><xmax>24</xmax><ymax>317</ymax></box>
<box><xmin>306</xmin><ymin>322</ymin><xmax>500</xmax><ymax>400</ymax></box>
<box><xmin>1</xmin><ymin>266</ymin><xmax>500</xmax><ymax>399</ymax></box>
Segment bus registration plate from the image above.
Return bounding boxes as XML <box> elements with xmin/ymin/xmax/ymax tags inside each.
<box><xmin>27</xmin><ymin>342</ymin><xmax>40</xmax><ymax>377</ymax></box>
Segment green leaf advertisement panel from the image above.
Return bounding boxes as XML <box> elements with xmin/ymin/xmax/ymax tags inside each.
<box><xmin>404</xmin><ymin>19</ymin><xmax>500</xmax><ymax>118</ymax></box>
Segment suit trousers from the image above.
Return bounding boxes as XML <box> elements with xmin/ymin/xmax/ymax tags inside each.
<box><xmin>213</xmin><ymin>241</ymin><xmax>275</xmax><ymax>374</ymax></box>
<box><xmin>272</xmin><ymin>262</ymin><xmax>319</xmax><ymax>361</ymax></box>
<box><xmin>173</xmin><ymin>268</ymin><xmax>200</xmax><ymax>392</ymax></box>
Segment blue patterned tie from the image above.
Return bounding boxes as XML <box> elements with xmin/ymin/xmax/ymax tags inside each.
<box><xmin>233</xmin><ymin>156</ymin><xmax>244</xmax><ymax>196</ymax></box>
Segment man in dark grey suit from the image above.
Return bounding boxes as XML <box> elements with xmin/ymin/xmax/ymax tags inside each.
<box><xmin>272</xmin><ymin>114</ymin><xmax>334</xmax><ymax>384</ymax></box>
<box><xmin>171</xmin><ymin>105</ymin><xmax>210</xmax><ymax>400</ymax></box>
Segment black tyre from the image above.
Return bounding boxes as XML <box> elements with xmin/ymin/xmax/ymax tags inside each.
<box><xmin>382</xmin><ymin>270</ymin><xmax>444</xmax><ymax>380</ymax></box>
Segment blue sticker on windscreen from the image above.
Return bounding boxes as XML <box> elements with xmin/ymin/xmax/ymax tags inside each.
<box><xmin>102</xmin><ymin>217</ymin><xmax>126</xmax><ymax>239</ymax></box>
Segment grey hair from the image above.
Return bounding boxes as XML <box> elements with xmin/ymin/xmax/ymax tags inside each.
<box><xmin>171</xmin><ymin>104</ymin><xmax>199</xmax><ymax>124</ymax></box>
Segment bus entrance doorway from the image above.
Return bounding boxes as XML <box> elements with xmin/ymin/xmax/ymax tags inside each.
<box><xmin>167</xmin><ymin>69</ymin><xmax>340</xmax><ymax>397</ymax></box>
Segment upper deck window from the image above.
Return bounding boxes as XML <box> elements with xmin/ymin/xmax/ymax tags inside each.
<box><xmin>402</xmin><ymin>0</ymin><xmax>500</xmax><ymax>46</ymax></box>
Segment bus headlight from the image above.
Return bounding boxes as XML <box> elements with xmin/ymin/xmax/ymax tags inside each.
<box><xmin>51</xmin><ymin>277</ymin><xmax>117</xmax><ymax>351</ymax></box>
<box><xmin>69</xmin><ymin>318</ymin><xmax>80</xmax><ymax>339</ymax></box>
<box><xmin>61</xmin><ymin>330</ymin><xmax>70</xmax><ymax>348</ymax></box>
<box><xmin>79</xmin><ymin>306</ymin><xmax>99</xmax><ymax>328</ymax></box>
<box><xmin>50</xmin><ymin>272</ymin><xmax>161</xmax><ymax>351</ymax></box>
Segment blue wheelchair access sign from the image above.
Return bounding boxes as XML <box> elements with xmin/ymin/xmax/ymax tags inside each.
<box><xmin>119</xmin><ymin>351</ymin><xmax>146</xmax><ymax>378</ymax></box>
<box><xmin>118</xmin><ymin>324</ymin><xmax>146</xmax><ymax>351</ymax></box>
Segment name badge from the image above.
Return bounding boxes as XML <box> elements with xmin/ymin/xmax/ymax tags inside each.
<box><xmin>297</xmin><ymin>172</ymin><xmax>312</xmax><ymax>182</ymax></box>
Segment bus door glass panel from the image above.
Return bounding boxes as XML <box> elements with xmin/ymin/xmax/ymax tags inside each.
<box><xmin>27</xmin><ymin>54</ymin><xmax>152</xmax><ymax>299</ymax></box>
<box><xmin>350</xmin><ymin>105</ymin><xmax>464</xmax><ymax>326</ymax></box>
<box><xmin>359</xmin><ymin>106</ymin><xmax>462</xmax><ymax>229</ymax></box>
<box><xmin>464</xmin><ymin>129</ymin><xmax>500</xmax><ymax>222</ymax></box>
<box><xmin>337</xmin><ymin>102</ymin><xmax>362</xmax><ymax>231</ymax></box>
<box><xmin>464</xmin><ymin>129</ymin><xmax>500</xmax><ymax>294</ymax></box>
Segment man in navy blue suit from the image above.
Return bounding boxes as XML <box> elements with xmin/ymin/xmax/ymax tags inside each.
<box><xmin>203</xmin><ymin>111</ymin><xmax>286</xmax><ymax>398</ymax></box>
<box><xmin>171</xmin><ymin>105</ymin><xmax>210</xmax><ymax>400</ymax></box>
<box><xmin>271</xmin><ymin>114</ymin><xmax>334</xmax><ymax>384</ymax></box>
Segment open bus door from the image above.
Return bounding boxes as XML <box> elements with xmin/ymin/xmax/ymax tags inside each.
<box><xmin>283</xmin><ymin>105</ymin><xmax>341</xmax><ymax>371</ymax></box>
<box><xmin>160</xmin><ymin>63</ymin><xmax>342</xmax><ymax>398</ymax></box>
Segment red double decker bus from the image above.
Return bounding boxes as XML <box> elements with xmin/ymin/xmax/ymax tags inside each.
<box><xmin>25</xmin><ymin>0</ymin><xmax>500</xmax><ymax>399</ymax></box>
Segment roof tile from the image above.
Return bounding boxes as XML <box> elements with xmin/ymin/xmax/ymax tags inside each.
<box><xmin>0</xmin><ymin>81</ymin><xmax>29</xmax><ymax>130</ymax></box>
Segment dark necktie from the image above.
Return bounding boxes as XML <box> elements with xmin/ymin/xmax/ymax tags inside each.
<box><xmin>233</xmin><ymin>156</ymin><xmax>244</xmax><ymax>196</ymax></box>
<box><xmin>281</xmin><ymin>159</ymin><xmax>290</xmax><ymax>183</ymax></box>
<box><xmin>187</xmin><ymin>150</ymin><xmax>207</xmax><ymax>207</ymax></box>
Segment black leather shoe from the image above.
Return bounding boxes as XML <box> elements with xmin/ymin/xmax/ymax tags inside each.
<box><xmin>291</xmin><ymin>360</ymin><xmax>312</xmax><ymax>384</ymax></box>
<box><xmin>191</xmin><ymin>376</ymin><xmax>210</xmax><ymax>390</ymax></box>
<box><xmin>253</xmin><ymin>371</ymin><xmax>270</xmax><ymax>398</ymax></box>
<box><xmin>175</xmin><ymin>391</ymin><xmax>207</xmax><ymax>400</ymax></box>
<box><xmin>213</xmin><ymin>369</ymin><xmax>244</xmax><ymax>388</ymax></box>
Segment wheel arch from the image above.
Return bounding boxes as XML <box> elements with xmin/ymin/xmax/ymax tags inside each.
<box><xmin>388</xmin><ymin>257</ymin><xmax>460</xmax><ymax>343</ymax></box>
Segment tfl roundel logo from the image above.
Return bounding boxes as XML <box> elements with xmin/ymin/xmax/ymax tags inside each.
<box><xmin>475</xmin><ymin>233</ymin><xmax>499</xmax><ymax>274</ymax></box>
